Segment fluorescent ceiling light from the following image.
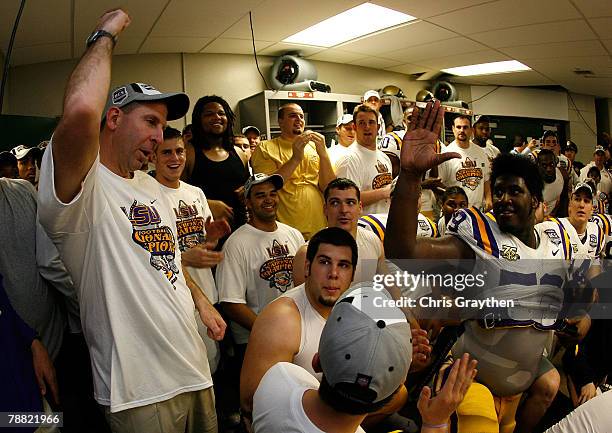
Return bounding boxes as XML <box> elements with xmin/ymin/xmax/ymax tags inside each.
<box><xmin>442</xmin><ymin>60</ymin><xmax>531</xmax><ymax>76</ymax></box>
<box><xmin>283</xmin><ymin>3</ymin><xmax>416</xmax><ymax>47</ymax></box>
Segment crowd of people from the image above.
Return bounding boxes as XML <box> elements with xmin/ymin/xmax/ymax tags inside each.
<box><xmin>3</xmin><ymin>8</ymin><xmax>612</xmax><ymax>433</ymax></box>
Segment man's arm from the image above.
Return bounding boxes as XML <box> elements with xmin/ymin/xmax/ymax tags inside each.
<box><xmin>483</xmin><ymin>180</ymin><xmax>492</xmax><ymax>211</ymax></box>
<box><xmin>252</xmin><ymin>133</ymin><xmax>311</xmax><ymax>182</ymax></box>
<box><xmin>221</xmin><ymin>303</ymin><xmax>257</xmax><ymax>331</ymax></box>
<box><xmin>240</xmin><ymin>298</ymin><xmax>301</xmax><ymax>414</ymax></box>
<box><xmin>385</xmin><ymin>101</ymin><xmax>472</xmax><ymax>260</ymax></box>
<box><xmin>183</xmin><ymin>266</ymin><xmax>226</xmax><ymax>340</ymax></box>
<box><xmin>52</xmin><ymin>9</ymin><xmax>131</xmax><ymax>203</ymax></box>
<box><xmin>292</xmin><ymin>244</ymin><xmax>307</xmax><ymax>287</ymax></box>
<box><xmin>360</xmin><ymin>186</ymin><xmax>391</xmax><ymax>206</ymax></box>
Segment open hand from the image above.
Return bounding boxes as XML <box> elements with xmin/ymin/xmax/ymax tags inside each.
<box><xmin>205</xmin><ymin>216</ymin><xmax>231</xmax><ymax>243</ymax></box>
<box><xmin>401</xmin><ymin>100</ymin><xmax>460</xmax><ymax>176</ymax></box>
<box><xmin>417</xmin><ymin>353</ymin><xmax>477</xmax><ymax>426</ymax></box>
<box><xmin>182</xmin><ymin>244</ymin><xmax>224</xmax><ymax>268</ymax></box>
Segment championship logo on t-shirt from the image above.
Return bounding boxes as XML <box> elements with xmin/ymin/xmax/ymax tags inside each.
<box><xmin>455</xmin><ymin>157</ymin><xmax>484</xmax><ymax>191</ymax></box>
<box><xmin>259</xmin><ymin>239</ymin><xmax>294</xmax><ymax>293</ymax></box>
<box><xmin>122</xmin><ymin>200</ymin><xmax>179</xmax><ymax>286</ymax></box>
<box><xmin>173</xmin><ymin>199</ymin><xmax>205</xmax><ymax>251</ymax></box>
<box><xmin>372</xmin><ymin>160</ymin><xmax>392</xmax><ymax>190</ymax></box>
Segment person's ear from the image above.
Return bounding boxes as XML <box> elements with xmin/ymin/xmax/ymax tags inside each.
<box><xmin>304</xmin><ymin>259</ymin><xmax>311</xmax><ymax>279</ymax></box>
<box><xmin>105</xmin><ymin>107</ymin><xmax>122</xmax><ymax>131</ymax></box>
<box><xmin>312</xmin><ymin>353</ymin><xmax>322</xmax><ymax>373</ymax></box>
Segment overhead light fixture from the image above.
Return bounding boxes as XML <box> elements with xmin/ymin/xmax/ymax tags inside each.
<box><xmin>283</xmin><ymin>3</ymin><xmax>416</xmax><ymax>47</ymax></box>
<box><xmin>442</xmin><ymin>60</ymin><xmax>531</xmax><ymax>76</ymax></box>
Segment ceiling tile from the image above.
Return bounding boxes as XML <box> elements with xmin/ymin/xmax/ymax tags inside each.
<box><xmin>75</xmin><ymin>0</ymin><xmax>169</xmax><ymax>55</ymax></box>
<box><xmin>15</xmin><ymin>0</ymin><xmax>71</xmax><ymax>47</ymax></box>
<box><xmin>500</xmin><ymin>40</ymin><xmax>607</xmax><ymax>59</ymax></box>
<box><xmin>588</xmin><ymin>17</ymin><xmax>612</xmax><ymax>39</ymax></box>
<box><xmin>306</xmin><ymin>49</ymin><xmax>364</xmax><ymax>63</ymax></box>
<box><xmin>150</xmin><ymin>0</ymin><xmax>261</xmax><ymax>38</ymax></box>
<box><xmin>571</xmin><ymin>0</ymin><xmax>612</xmax><ymax>18</ymax></box>
<box><xmin>602</xmin><ymin>39</ymin><xmax>612</xmax><ymax>52</ymax></box>
<box><xmin>470</xmin><ymin>20</ymin><xmax>597</xmax><ymax>48</ymax></box>
<box><xmin>524</xmin><ymin>56</ymin><xmax>612</xmax><ymax>83</ymax></box>
<box><xmin>140</xmin><ymin>37</ymin><xmax>212</xmax><ymax>53</ymax></box>
<box><xmin>11</xmin><ymin>42</ymin><xmax>71</xmax><ymax>66</ymax></box>
<box><xmin>201</xmin><ymin>38</ymin><xmax>274</xmax><ymax>54</ymax></box>
<box><xmin>427</xmin><ymin>0</ymin><xmax>581</xmax><ymax>35</ymax></box>
<box><xmin>258</xmin><ymin>42</ymin><xmax>325</xmax><ymax>57</ymax></box>
<box><xmin>220</xmin><ymin>0</ymin><xmax>359</xmax><ymax>41</ymax></box>
<box><xmin>348</xmin><ymin>56</ymin><xmax>405</xmax><ymax>69</ymax></box>
<box><xmin>384</xmin><ymin>37</ymin><xmax>487</xmax><ymax>62</ymax></box>
<box><xmin>374</xmin><ymin>0</ymin><xmax>497</xmax><ymax>20</ymax></box>
<box><xmin>450</xmin><ymin>70</ymin><xmax>555</xmax><ymax>86</ymax></box>
<box><xmin>417</xmin><ymin>49</ymin><xmax>510</xmax><ymax>69</ymax></box>
<box><xmin>387</xmin><ymin>63</ymin><xmax>432</xmax><ymax>74</ymax></box>
<box><xmin>337</xmin><ymin>21</ymin><xmax>457</xmax><ymax>55</ymax></box>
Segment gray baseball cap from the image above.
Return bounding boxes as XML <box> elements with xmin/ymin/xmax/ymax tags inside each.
<box><xmin>318</xmin><ymin>284</ymin><xmax>412</xmax><ymax>404</ymax></box>
<box><xmin>104</xmin><ymin>83</ymin><xmax>190</xmax><ymax>121</ymax></box>
<box><xmin>244</xmin><ymin>172</ymin><xmax>284</xmax><ymax>197</ymax></box>
<box><xmin>572</xmin><ymin>182</ymin><xmax>593</xmax><ymax>198</ymax></box>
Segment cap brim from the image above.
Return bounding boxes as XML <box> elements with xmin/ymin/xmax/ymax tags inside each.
<box><xmin>142</xmin><ymin>92</ymin><xmax>190</xmax><ymax>121</ymax></box>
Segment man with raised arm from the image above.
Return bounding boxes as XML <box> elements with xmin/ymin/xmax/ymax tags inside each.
<box><xmin>37</xmin><ymin>9</ymin><xmax>225</xmax><ymax>433</ymax></box>
<box><xmin>385</xmin><ymin>100</ymin><xmax>575</xmax><ymax>433</ymax></box>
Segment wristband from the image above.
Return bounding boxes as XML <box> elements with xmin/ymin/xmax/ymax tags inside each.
<box><xmin>422</xmin><ymin>422</ymin><xmax>448</xmax><ymax>429</ymax></box>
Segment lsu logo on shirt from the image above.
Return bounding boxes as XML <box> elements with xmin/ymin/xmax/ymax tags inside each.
<box><xmin>372</xmin><ymin>160</ymin><xmax>392</xmax><ymax>190</ymax></box>
<box><xmin>259</xmin><ymin>240</ymin><xmax>295</xmax><ymax>293</ymax></box>
<box><xmin>173</xmin><ymin>199</ymin><xmax>206</xmax><ymax>251</ymax></box>
<box><xmin>122</xmin><ymin>200</ymin><xmax>179</xmax><ymax>287</ymax></box>
<box><xmin>455</xmin><ymin>157</ymin><xmax>484</xmax><ymax>191</ymax></box>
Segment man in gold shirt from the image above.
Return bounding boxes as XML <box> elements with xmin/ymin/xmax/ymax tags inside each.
<box><xmin>251</xmin><ymin>103</ymin><xmax>335</xmax><ymax>239</ymax></box>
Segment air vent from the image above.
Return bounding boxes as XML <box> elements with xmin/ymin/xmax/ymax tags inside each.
<box><xmin>573</xmin><ymin>69</ymin><xmax>594</xmax><ymax>76</ymax></box>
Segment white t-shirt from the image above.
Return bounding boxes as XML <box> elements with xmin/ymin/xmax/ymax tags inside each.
<box><xmin>327</xmin><ymin>142</ymin><xmax>352</xmax><ymax>168</ymax></box>
<box><xmin>335</xmin><ymin>143</ymin><xmax>393</xmax><ymax>215</ymax></box>
<box><xmin>161</xmin><ymin>181</ymin><xmax>220</xmax><ymax>373</ymax></box>
<box><xmin>38</xmin><ymin>145</ymin><xmax>211</xmax><ymax>413</ymax></box>
<box><xmin>543</xmin><ymin>168</ymin><xmax>564</xmax><ymax>216</ymax></box>
<box><xmin>253</xmin><ymin>362</ymin><xmax>366</xmax><ymax>433</ymax></box>
<box><xmin>545</xmin><ymin>390</ymin><xmax>612</xmax><ymax>433</ymax></box>
<box><xmin>217</xmin><ymin>222</ymin><xmax>304</xmax><ymax>344</ymax></box>
<box><xmin>483</xmin><ymin>141</ymin><xmax>501</xmax><ymax>168</ymax></box>
<box><xmin>354</xmin><ymin>227</ymin><xmax>383</xmax><ymax>285</ymax></box>
<box><xmin>438</xmin><ymin>140</ymin><xmax>490</xmax><ymax>209</ymax></box>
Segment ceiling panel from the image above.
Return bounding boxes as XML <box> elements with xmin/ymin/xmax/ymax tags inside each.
<box><xmin>306</xmin><ymin>48</ymin><xmax>364</xmax><ymax>63</ymax></box>
<box><xmin>470</xmin><ymin>20</ymin><xmax>597</xmax><ymax>48</ymax></box>
<box><xmin>525</xmin><ymin>56</ymin><xmax>612</xmax><ymax>82</ymax></box>
<box><xmin>74</xmin><ymin>0</ymin><xmax>169</xmax><ymax>57</ymax></box>
<box><xmin>375</xmin><ymin>0</ymin><xmax>497</xmax><ymax>20</ymax></box>
<box><xmin>348</xmin><ymin>56</ymin><xmax>405</xmax><ymax>69</ymax></box>
<box><xmin>140</xmin><ymin>37</ymin><xmax>212</xmax><ymax>53</ymax></box>
<box><xmin>387</xmin><ymin>63</ymin><xmax>432</xmax><ymax>74</ymax></box>
<box><xmin>450</xmin><ymin>70</ymin><xmax>555</xmax><ymax>86</ymax></box>
<box><xmin>588</xmin><ymin>17</ymin><xmax>612</xmax><ymax>39</ymax></box>
<box><xmin>11</xmin><ymin>42</ymin><xmax>71</xmax><ymax>66</ymax></box>
<box><xmin>500</xmin><ymin>40</ymin><xmax>607</xmax><ymax>59</ymax></box>
<box><xmin>220</xmin><ymin>0</ymin><xmax>359</xmax><ymax>41</ymax></box>
<box><xmin>149</xmin><ymin>0</ymin><xmax>259</xmax><ymax>38</ymax></box>
<box><xmin>427</xmin><ymin>0</ymin><xmax>580</xmax><ymax>35</ymax></box>
<box><xmin>258</xmin><ymin>42</ymin><xmax>325</xmax><ymax>57</ymax></box>
<box><xmin>13</xmin><ymin>0</ymin><xmax>71</xmax><ymax>47</ymax></box>
<box><xmin>384</xmin><ymin>37</ymin><xmax>487</xmax><ymax>62</ymax></box>
<box><xmin>417</xmin><ymin>49</ymin><xmax>510</xmax><ymax>69</ymax></box>
<box><xmin>337</xmin><ymin>21</ymin><xmax>457</xmax><ymax>55</ymax></box>
<box><xmin>201</xmin><ymin>38</ymin><xmax>274</xmax><ymax>54</ymax></box>
<box><xmin>571</xmin><ymin>0</ymin><xmax>612</xmax><ymax>18</ymax></box>
<box><xmin>602</xmin><ymin>39</ymin><xmax>612</xmax><ymax>51</ymax></box>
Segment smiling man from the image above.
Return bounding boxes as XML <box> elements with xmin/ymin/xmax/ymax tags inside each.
<box><xmin>37</xmin><ymin>9</ymin><xmax>226</xmax><ymax>433</ymax></box>
<box><xmin>217</xmin><ymin>172</ymin><xmax>304</xmax><ymax>353</ymax></box>
<box><xmin>240</xmin><ymin>227</ymin><xmax>357</xmax><ymax>424</ymax></box>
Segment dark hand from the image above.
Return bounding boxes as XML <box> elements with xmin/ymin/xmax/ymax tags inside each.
<box><xmin>401</xmin><ymin>100</ymin><xmax>460</xmax><ymax>176</ymax></box>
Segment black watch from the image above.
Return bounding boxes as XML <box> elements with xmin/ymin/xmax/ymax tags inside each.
<box><xmin>86</xmin><ymin>29</ymin><xmax>116</xmax><ymax>48</ymax></box>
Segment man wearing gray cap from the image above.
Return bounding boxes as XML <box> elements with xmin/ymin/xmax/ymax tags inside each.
<box><xmin>10</xmin><ymin>144</ymin><xmax>40</xmax><ymax>185</ymax></box>
<box><xmin>252</xmin><ymin>285</ymin><xmax>477</xmax><ymax>433</ymax></box>
<box><xmin>242</xmin><ymin>125</ymin><xmax>261</xmax><ymax>154</ymax></box>
<box><xmin>37</xmin><ymin>8</ymin><xmax>224</xmax><ymax>433</ymax></box>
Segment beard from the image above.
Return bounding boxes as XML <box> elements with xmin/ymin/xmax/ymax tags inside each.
<box><xmin>318</xmin><ymin>294</ymin><xmax>337</xmax><ymax>307</ymax></box>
